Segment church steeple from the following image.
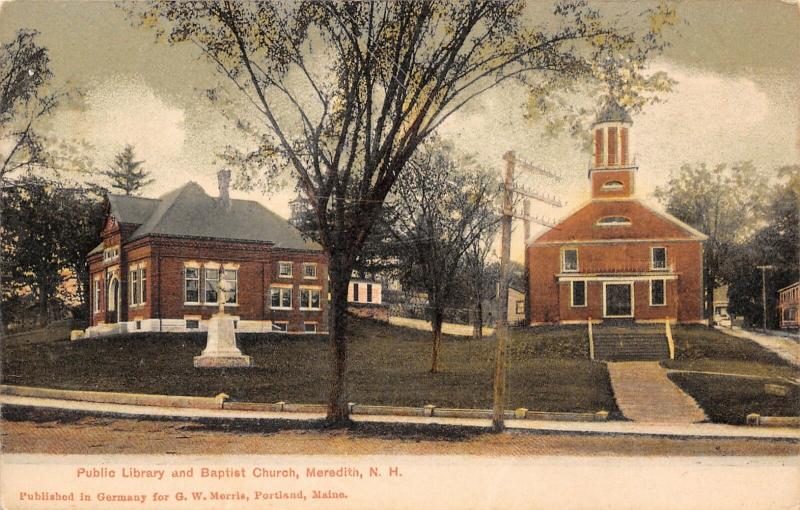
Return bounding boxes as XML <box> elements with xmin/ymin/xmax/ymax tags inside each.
<box><xmin>590</xmin><ymin>99</ymin><xmax>636</xmax><ymax>199</ymax></box>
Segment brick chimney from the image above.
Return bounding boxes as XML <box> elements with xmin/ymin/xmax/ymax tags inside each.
<box><xmin>217</xmin><ymin>169</ymin><xmax>232</xmax><ymax>211</ymax></box>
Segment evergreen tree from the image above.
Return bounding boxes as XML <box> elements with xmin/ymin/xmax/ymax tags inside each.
<box><xmin>103</xmin><ymin>145</ymin><xmax>152</xmax><ymax>195</ymax></box>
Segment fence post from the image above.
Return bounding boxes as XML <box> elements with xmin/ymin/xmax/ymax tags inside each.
<box><xmin>665</xmin><ymin>319</ymin><xmax>675</xmax><ymax>360</ymax></box>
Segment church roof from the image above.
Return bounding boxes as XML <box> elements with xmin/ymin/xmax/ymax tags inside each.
<box><xmin>99</xmin><ymin>182</ymin><xmax>322</xmax><ymax>251</ymax></box>
<box><xmin>529</xmin><ymin>199</ymin><xmax>707</xmax><ymax>245</ymax></box>
<box><xmin>594</xmin><ymin>99</ymin><xmax>632</xmax><ymax>124</ymax></box>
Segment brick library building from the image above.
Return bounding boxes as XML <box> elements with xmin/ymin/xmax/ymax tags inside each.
<box><xmin>86</xmin><ymin>171</ymin><xmax>328</xmax><ymax>337</ymax></box>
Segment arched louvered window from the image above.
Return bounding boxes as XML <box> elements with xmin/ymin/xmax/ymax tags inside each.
<box><xmin>596</xmin><ymin>216</ymin><xmax>631</xmax><ymax>226</ymax></box>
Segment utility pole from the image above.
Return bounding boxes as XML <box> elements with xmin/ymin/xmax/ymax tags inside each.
<box><xmin>492</xmin><ymin>151</ymin><xmax>561</xmax><ymax>433</ymax></box>
<box><xmin>757</xmin><ymin>265</ymin><xmax>774</xmax><ymax>332</ymax></box>
<box><xmin>492</xmin><ymin>152</ymin><xmax>514</xmax><ymax>432</ymax></box>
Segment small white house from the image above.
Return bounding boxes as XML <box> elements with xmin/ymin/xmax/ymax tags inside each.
<box><xmin>348</xmin><ymin>279</ymin><xmax>382</xmax><ymax>305</ymax></box>
<box><xmin>486</xmin><ymin>286</ymin><xmax>526</xmax><ymax>326</ymax></box>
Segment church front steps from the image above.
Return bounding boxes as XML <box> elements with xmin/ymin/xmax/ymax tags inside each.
<box><xmin>593</xmin><ymin>332</ymin><xmax>670</xmax><ymax>361</ymax></box>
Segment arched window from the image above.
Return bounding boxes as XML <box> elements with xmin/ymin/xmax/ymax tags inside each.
<box><xmin>596</xmin><ymin>216</ymin><xmax>631</xmax><ymax>226</ymax></box>
<box><xmin>601</xmin><ymin>180</ymin><xmax>624</xmax><ymax>191</ymax></box>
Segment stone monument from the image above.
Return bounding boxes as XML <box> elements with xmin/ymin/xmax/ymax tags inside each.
<box><xmin>193</xmin><ymin>279</ymin><xmax>252</xmax><ymax>368</ymax></box>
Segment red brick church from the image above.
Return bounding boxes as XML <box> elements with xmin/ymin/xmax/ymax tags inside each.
<box><xmin>526</xmin><ymin>101</ymin><xmax>707</xmax><ymax>325</ymax></box>
<box><xmin>85</xmin><ymin>171</ymin><xmax>328</xmax><ymax>337</ymax></box>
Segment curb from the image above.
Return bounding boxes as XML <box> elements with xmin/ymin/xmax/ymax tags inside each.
<box><xmin>746</xmin><ymin>413</ymin><xmax>800</xmax><ymax>428</ymax></box>
<box><xmin>0</xmin><ymin>385</ymin><xmax>607</xmax><ymax>423</ymax></box>
<box><xmin>0</xmin><ymin>385</ymin><xmax>221</xmax><ymax>410</ymax></box>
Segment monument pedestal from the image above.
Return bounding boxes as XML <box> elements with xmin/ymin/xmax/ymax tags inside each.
<box><xmin>193</xmin><ymin>312</ymin><xmax>252</xmax><ymax>368</ymax></box>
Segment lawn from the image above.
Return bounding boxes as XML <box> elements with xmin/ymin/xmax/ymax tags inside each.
<box><xmin>2</xmin><ymin>318</ymin><xmax>619</xmax><ymax>416</ymax></box>
<box><xmin>664</xmin><ymin>325</ymin><xmax>800</xmax><ymax>424</ymax></box>
<box><xmin>668</xmin><ymin>373</ymin><xmax>800</xmax><ymax>425</ymax></box>
<box><xmin>668</xmin><ymin>325</ymin><xmax>792</xmax><ymax>365</ymax></box>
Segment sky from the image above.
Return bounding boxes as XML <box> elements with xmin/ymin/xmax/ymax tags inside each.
<box><xmin>1</xmin><ymin>0</ymin><xmax>798</xmax><ymax>261</ymax></box>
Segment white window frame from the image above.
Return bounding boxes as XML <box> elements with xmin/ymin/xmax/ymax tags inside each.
<box><xmin>103</xmin><ymin>246</ymin><xmax>120</xmax><ymax>262</ymax></box>
<box><xmin>302</xmin><ymin>263</ymin><xmax>317</xmax><ymax>279</ymax></box>
<box><xmin>278</xmin><ymin>261</ymin><xmax>293</xmax><ymax>278</ymax></box>
<box><xmin>650</xmin><ymin>278</ymin><xmax>667</xmax><ymax>307</ymax></box>
<box><xmin>184</xmin><ymin>267</ymin><xmax>200</xmax><ymax>304</ymax></box>
<box><xmin>570</xmin><ymin>280</ymin><xmax>587</xmax><ymax>308</ymax></box>
<box><xmin>304</xmin><ymin>322</ymin><xmax>317</xmax><ymax>334</ymax></box>
<box><xmin>140</xmin><ymin>268</ymin><xmax>147</xmax><ymax>304</ymax></box>
<box><xmin>299</xmin><ymin>287</ymin><xmax>322</xmax><ymax>311</ymax></box>
<box><xmin>651</xmin><ymin>247</ymin><xmax>667</xmax><ymax>270</ymax></box>
<box><xmin>128</xmin><ymin>266</ymin><xmax>147</xmax><ymax>307</ymax></box>
<box><xmin>272</xmin><ymin>321</ymin><xmax>289</xmax><ymax>333</ymax></box>
<box><xmin>223</xmin><ymin>269</ymin><xmax>238</xmax><ymax>304</ymax></box>
<box><xmin>129</xmin><ymin>269</ymin><xmax>139</xmax><ymax>305</ymax></box>
<box><xmin>270</xmin><ymin>286</ymin><xmax>293</xmax><ymax>310</ymax></box>
<box><xmin>93</xmin><ymin>278</ymin><xmax>101</xmax><ymax>312</ymax></box>
<box><xmin>204</xmin><ymin>267</ymin><xmax>220</xmax><ymax>304</ymax></box>
<box><xmin>561</xmin><ymin>248</ymin><xmax>579</xmax><ymax>273</ymax></box>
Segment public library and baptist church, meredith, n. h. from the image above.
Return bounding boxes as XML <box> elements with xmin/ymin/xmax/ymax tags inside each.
<box><xmin>85</xmin><ymin>101</ymin><xmax>709</xmax><ymax>337</ymax></box>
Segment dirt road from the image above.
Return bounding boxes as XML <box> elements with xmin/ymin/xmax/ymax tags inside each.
<box><xmin>2</xmin><ymin>411</ymin><xmax>797</xmax><ymax>456</ymax></box>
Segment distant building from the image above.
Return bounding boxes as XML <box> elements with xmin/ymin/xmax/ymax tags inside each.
<box><xmin>86</xmin><ymin>171</ymin><xmax>328</xmax><ymax>337</ymax></box>
<box><xmin>348</xmin><ymin>279</ymin><xmax>382</xmax><ymax>305</ymax></box>
<box><xmin>778</xmin><ymin>282</ymin><xmax>799</xmax><ymax>330</ymax></box>
<box><xmin>346</xmin><ymin>278</ymin><xmax>388</xmax><ymax>321</ymax></box>
<box><xmin>487</xmin><ymin>286</ymin><xmax>526</xmax><ymax>326</ymax></box>
<box><xmin>526</xmin><ymin>101</ymin><xmax>707</xmax><ymax>325</ymax></box>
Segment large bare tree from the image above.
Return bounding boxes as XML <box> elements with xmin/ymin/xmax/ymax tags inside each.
<box><xmin>135</xmin><ymin>0</ymin><xmax>674</xmax><ymax>424</ymax></box>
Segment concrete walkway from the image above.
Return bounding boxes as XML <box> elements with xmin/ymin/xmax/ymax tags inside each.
<box><xmin>388</xmin><ymin>316</ymin><xmax>494</xmax><ymax>337</ymax></box>
<box><xmin>608</xmin><ymin>362</ymin><xmax>708</xmax><ymax>424</ymax></box>
<box><xmin>715</xmin><ymin>326</ymin><xmax>800</xmax><ymax>367</ymax></box>
<box><xmin>3</xmin><ymin>394</ymin><xmax>798</xmax><ymax>440</ymax></box>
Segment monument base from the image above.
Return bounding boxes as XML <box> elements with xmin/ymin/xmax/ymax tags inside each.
<box><xmin>194</xmin><ymin>312</ymin><xmax>252</xmax><ymax>369</ymax></box>
<box><xmin>193</xmin><ymin>354</ymin><xmax>252</xmax><ymax>368</ymax></box>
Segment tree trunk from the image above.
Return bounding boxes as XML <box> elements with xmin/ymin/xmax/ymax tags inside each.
<box><xmin>705</xmin><ymin>266</ymin><xmax>715</xmax><ymax>329</ymax></box>
<box><xmin>430</xmin><ymin>307</ymin><xmax>444</xmax><ymax>373</ymax></box>
<box><xmin>326</xmin><ymin>261</ymin><xmax>352</xmax><ymax>426</ymax></box>
<box><xmin>36</xmin><ymin>284</ymin><xmax>49</xmax><ymax>326</ymax></box>
<box><xmin>473</xmin><ymin>295</ymin><xmax>483</xmax><ymax>340</ymax></box>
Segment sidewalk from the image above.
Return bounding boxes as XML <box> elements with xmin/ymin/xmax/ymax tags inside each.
<box><xmin>607</xmin><ymin>362</ymin><xmax>707</xmax><ymax>424</ymax></box>
<box><xmin>715</xmin><ymin>326</ymin><xmax>800</xmax><ymax>367</ymax></box>
<box><xmin>3</xmin><ymin>393</ymin><xmax>798</xmax><ymax>440</ymax></box>
<box><xmin>388</xmin><ymin>316</ymin><xmax>494</xmax><ymax>337</ymax></box>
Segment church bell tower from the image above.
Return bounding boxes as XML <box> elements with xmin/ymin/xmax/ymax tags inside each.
<box><xmin>589</xmin><ymin>100</ymin><xmax>636</xmax><ymax>199</ymax></box>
